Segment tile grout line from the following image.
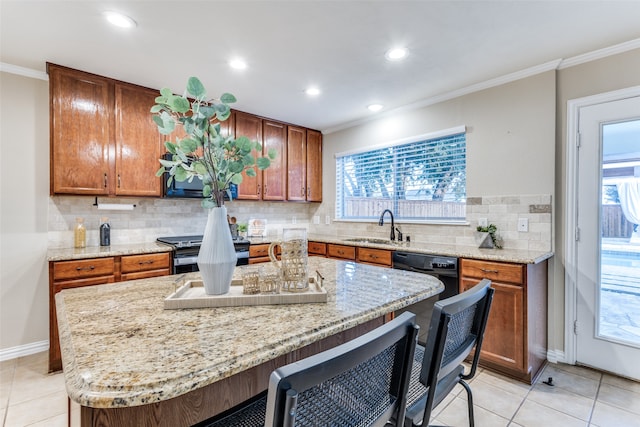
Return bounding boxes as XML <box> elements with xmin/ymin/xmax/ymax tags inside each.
<box><xmin>587</xmin><ymin>373</ymin><xmax>603</xmax><ymax>427</ymax></box>
<box><xmin>505</xmin><ymin>376</ymin><xmax>536</xmax><ymax>426</ymax></box>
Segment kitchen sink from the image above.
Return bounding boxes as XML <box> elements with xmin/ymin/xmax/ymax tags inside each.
<box><xmin>343</xmin><ymin>238</ymin><xmax>397</xmax><ymax>245</ymax></box>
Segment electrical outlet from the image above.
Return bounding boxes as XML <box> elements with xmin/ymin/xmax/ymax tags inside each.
<box><xmin>478</xmin><ymin>218</ymin><xmax>488</xmax><ymax>227</ymax></box>
<box><xmin>518</xmin><ymin>218</ymin><xmax>529</xmax><ymax>232</ymax></box>
<box><xmin>325</xmin><ymin>215</ymin><xmax>331</xmax><ymax>225</ymax></box>
<box><xmin>313</xmin><ymin>215</ymin><xmax>320</xmax><ymax>225</ymax></box>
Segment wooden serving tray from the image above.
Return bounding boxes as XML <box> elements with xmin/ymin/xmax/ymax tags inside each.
<box><xmin>164</xmin><ymin>277</ymin><xmax>327</xmax><ymax>310</ymax></box>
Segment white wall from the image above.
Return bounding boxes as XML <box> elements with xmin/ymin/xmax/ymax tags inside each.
<box><xmin>0</xmin><ymin>72</ymin><xmax>50</xmax><ymax>355</ymax></box>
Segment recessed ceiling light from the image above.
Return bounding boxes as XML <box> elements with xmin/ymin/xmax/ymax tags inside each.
<box><xmin>368</xmin><ymin>104</ymin><xmax>384</xmax><ymax>112</ymax></box>
<box><xmin>103</xmin><ymin>11</ymin><xmax>137</xmax><ymax>28</ymax></box>
<box><xmin>229</xmin><ymin>59</ymin><xmax>247</xmax><ymax>70</ymax></box>
<box><xmin>385</xmin><ymin>47</ymin><xmax>408</xmax><ymax>61</ymax></box>
<box><xmin>305</xmin><ymin>87</ymin><xmax>321</xmax><ymax>96</ymax></box>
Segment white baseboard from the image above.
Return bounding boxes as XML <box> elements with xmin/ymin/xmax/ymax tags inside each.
<box><xmin>0</xmin><ymin>340</ymin><xmax>49</xmax><ymax>361</ymax></box>
<box><xmin>546</xmin><ymin>349</ymin><xmax>567</xmax><ymax>364</ymax></box>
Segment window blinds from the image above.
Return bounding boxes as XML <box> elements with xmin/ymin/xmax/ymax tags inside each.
<box><xmin>336</xmin><ymin>131</ymin><xmax>466</xmax><ymax>221</ymax></box>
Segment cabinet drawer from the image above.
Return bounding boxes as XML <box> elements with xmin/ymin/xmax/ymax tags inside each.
<box><xmin>327</xmin><ymin>244</ymin><xmax>356</xmax><ymax>260</ymax></box>
<box><xmin>357</xmin><ymin>247</ymin><xmax>392</xmax><ymax>267</ymax></box>
<box><xmin>460</xmin><ymin>259</ymin><xmax>524</xmax><ymax>285</ymax></box>
<box><xmin>52</xmin><ymin>257</ymin><xmax>115</xmax><ymax>281</ymax></box>
<box><xmin>121</xmin><ymin>253</ymin><xmax>170</xmax><ymax>274</ymax></box>
<box><xmin>250</xmin><ymin>244</ymin><xmax>271</xmax><ymax>258</ymax></box>
<box><xmin>121</xmin><ymin>268</ymin><xmax>171</xmax><ymax>281</ymax></box>
<box><xmin>308</xmin><ymin>241</ymin><xmax>327</xmax><ymax>256</ymax></box>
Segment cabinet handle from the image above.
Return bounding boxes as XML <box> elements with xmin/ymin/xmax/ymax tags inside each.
<box><xmin>117</xmin><ymin>174</ymin><xmax>121</xmax><ymax>188</ymax></box>
<box><xmin>264</xmin><ymin>185</ymin><xmax>268</xmax><ymax>195</ymax></box>
<box><xmin>103</xmin><ymin>173</ymin><xmax>107</xmax><ymax>188</ymax></box>
<box><xmin>301</xmin><ymin>187</ymin><xmax>305</xmax><ymax>197</ymax></box>
<box><xmin>337</xmin><ymin>250</ymin><xmax>344</xmax><ymax>255</ymax></box>
<box><xmin>257</xmin><ymin>185</ymin><xmax>261</xmax><ymax>195</ymax></box>
<box><xmin>307</xmin><ymin>187</ymin><xmax>311</xmax><ymax>197</ymax></box>
<box><xmin>139</xmin><ymin>260</ymin><xmax>154</xmax><ymax>265</ymax></box>
<box><xmin>481</xmin><ymin>268</ymin><xmax>499</xmax><ymax>274</ymax></box>
<box><xmin>76</xmin><ymin>266</ymin><xmax>95</xmax><ymax>271</ymax></box>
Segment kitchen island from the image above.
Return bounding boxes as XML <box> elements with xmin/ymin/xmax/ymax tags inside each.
<box><xmin>56</xmin><ymin>257</ymin><xmax>443</xmax><ymax>426</ymax></box>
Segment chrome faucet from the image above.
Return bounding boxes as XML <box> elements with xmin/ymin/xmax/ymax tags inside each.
<box><xmin>378</xmin><ymin>209</ymin><xmax>395</xmax><ymax>241</ymax></box>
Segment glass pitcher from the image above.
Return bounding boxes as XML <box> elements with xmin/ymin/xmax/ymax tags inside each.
<box><xmin>268</xmin><ymin>228</ymin><xmax>308</xmax><ymax>292</ymax></box>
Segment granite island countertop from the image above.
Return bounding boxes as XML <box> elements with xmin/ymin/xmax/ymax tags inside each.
<box><xmin>47</xmin><ymin>242</ymin><xmax>172</xmax><ymax>261</ymax></box>
<box><xmin>56</xmin><ymin>257</ymin><xmax>443</xmax><ymax>409</ymax></box>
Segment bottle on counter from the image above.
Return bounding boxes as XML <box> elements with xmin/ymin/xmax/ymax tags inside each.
<box><xmin>74</xmin><ymin>217</ymin><xmax>86</xmax><ymax>248</ymax></box>
<box><xmin>100</xmin><ymin>217</ymin><xmax>111</xmax><ymax>246</ymax></box>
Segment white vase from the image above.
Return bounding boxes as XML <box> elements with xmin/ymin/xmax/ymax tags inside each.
<box><xmin>197</xmin><ymin>206</ymin><xmax>236</xmax><ymax>295</ymax></box>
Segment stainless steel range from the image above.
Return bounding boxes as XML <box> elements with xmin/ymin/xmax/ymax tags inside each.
<box><xmin>157</xmin><ymin>235</ymin><xmax>250</xmax><ymax>274</ymax></box>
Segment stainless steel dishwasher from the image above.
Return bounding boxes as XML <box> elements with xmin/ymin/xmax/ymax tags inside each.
<box><xmin>392</xmin><ymin>251</ymin><xmax>459</xmax><ymax>343</ymax></box>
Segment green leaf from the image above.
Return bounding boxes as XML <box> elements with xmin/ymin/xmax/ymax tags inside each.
<box><xmin>242</xmin><ymin>154</ymin><xmax>255</xmax><ymax>166</ymax></box>
<box><xmin>231</xmin><ymin>173</ymin><xmax>243</xmax><ymax>185</ymax></box>
<box><xmin>174</xmin><ymin>166</ymin><xmax>189</xmax><ymax>181</ymax></box>
<box><xmin>229</xmin><ymin>161</ymin><xmax>243</xmax><ymax>173</ymax></box>
<box><xmin>155</xmin><ymin>95</ymin><xmax>168</xmax><ymax>104</ymax></box>
<box><xmin>155</xmin><ymin>166</ymin><xmax>165</xmax><ymax>177</ymax></box>
<box><xmin>159</xmin><ymin>158</ymin><xmax>175</xmax><ymax>168</ymax></box>
<box><xmin>201</xmin><ymin>198</ymin><xmax>216</xmax><ymax>209</ymax></box>
<box><xmin>179</xmin><ymin>138</ymin><xmax>198</xmax><ymax>153</ymax></box>
<box><xmin>160</xmin><ymin>87</ymin><xmax>173</xmax><ymax>97</ymax></box>
<box><xmin>169</xmin><ymin>95</ymin><xmax>190</xmax><ymax>113</ymax></box>
<box><xmin>152</xmin><ymin>115</ymin><xmax>164</xmax><ymax>128</ymax></box>
<box><xmin>256</xmin><ymin>157</ymin><xmax>271</xmax><ymax>169</ymax></box>
<box><xmin>164</xmin><ymin>141</ymin><xmax>177</xmax><ymax>153</ymax></box>
<box><xmin>202</xmin><ymin>183</ymin><xmax>212</xmax><ymax>197</ymax></box>
<box><xmin>199</xmin><ymin>105</ymin><xmax>216</xmax><ymax>119</ymax></box>
<box><xmin>245</xmin><ymin>167</ymin><xmax>257</xmax><ymax>177</ymax></box>
<box><xmin>167</xmin><ymin>175</ymin><xmax>174</xmax><ymax>187</ymax></box>
<box><xmin>187</xmin><ymin>77</ymin><xmax>206</xmax><ymax>98</ymax></box>
<box><xmin>216</xmin><ymin>106</ymin><xmax>231</xmax><ymax>122</ymax></box>
<box><xmin>220</xmin><ymin>93</ymin><xmax>237</xmax><ymax>104</ymax></box>
<box><xmin>267</xmin><ymin>148</ymin><xmax>278</xmax><ymax>160</ymax></box>
<box><xmin>193</xmin><ymin>162</ymin><xmax>207</xmax><ymax>176</ymax></box>
<box><xmin>150</xmin><ymin>104</ymin><xmax>163</xmax><ymax>113</ymax></box>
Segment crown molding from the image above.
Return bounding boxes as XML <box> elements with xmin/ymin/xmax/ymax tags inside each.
<box><xmin>0</xmin><ymin>62</ymin><xmax>48</xmax><ymax>81</ymax></box>
<box><xmin>323</xmin><ymin>37</ymin><xmax>640</xmax><ymax>135</ymax></box>
<box><xmin>558</xmin><ymin>38</ymin><xmax>640</xmax><ymax>69</ymax></box>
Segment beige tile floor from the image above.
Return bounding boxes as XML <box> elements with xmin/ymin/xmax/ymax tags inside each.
<box><xmin>1</xmin><ymin>351</ymin><xmax>640</xmax><ymax>426</ymax></box>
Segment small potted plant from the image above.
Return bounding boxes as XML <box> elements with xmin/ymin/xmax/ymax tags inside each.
<box><xmin>476</xmin><ymin>224</ymin><xmax>502</xmax><ymax>249</ymax></box>
<box><xmin>151</xmin><ymin>77</ymin><xmax>276</xmax><ymax>295</ymax></box>
<box><xmin>237</xmin><ymin>223</ymin><xmax>248</xmax><ymax>238</ymax></box>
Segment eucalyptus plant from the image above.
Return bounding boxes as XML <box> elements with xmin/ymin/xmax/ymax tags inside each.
<box><xmin>151</xmin><ymin>77</ymin><xmax>276</xmax><ymax>208</ymax></box>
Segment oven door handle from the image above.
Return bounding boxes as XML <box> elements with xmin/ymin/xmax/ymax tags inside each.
<box><xmin>174</xmin><ymin>256</ymin><xmax>199</xmax><ymax>266</ymax></box>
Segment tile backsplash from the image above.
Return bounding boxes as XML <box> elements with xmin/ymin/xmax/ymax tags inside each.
<box><xmin>47</xmin><ymin>196</ymin><xmax>312</xmax><ymax>248</ymax></box>
<box><xmin>308</xmin><ymin>194</ymin><xmax>552</xmax><ymax>252</ymax></box>
<box><xmin>48</xmin><ymin>194</ymin><xmax>551</xmax><ymax>252</ymax></box>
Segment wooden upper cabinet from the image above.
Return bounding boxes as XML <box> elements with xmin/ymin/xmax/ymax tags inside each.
<box><xmin>114</xmin><ymin>83</ymin><xmax>163</xmax><ymax>196</ymax></box>
<box><xmin>306</xmin><ymin>129</ymin><xmax>323</xmax><ymax>202</ymax></box>
<box><xmin>49</xmin><ymin>64</ymin><xmax>162</xmax><ymax>197</ymax></box>
<box><xmin>49</xmin><ymin>64</ymin><xmax>113</xmax><ymax>195</ymax></box>
<box><xmin>262</xmin><ymin>120</ymin><xmax>287</xmax><ymax>201</ymax></box>
<box><xmin>287</xmin><ymin>126</ymin><xmax>307</xmax><ymax>201</ymax></box>
<box><xmin>235</xmin><ymin>111</ymin><xmax>263</xmax><ymax>200</ymax></box>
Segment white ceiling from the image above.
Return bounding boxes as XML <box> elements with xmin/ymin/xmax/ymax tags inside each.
<box><xmin>2</xmin><ymin>1</ymin><xmax>640</xmax><ymax>133</ymax></box>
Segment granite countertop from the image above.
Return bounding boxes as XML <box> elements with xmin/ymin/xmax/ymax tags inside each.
<box><xmin>252</xmin><ymin>234</ymin><xmax>553</xmax><ymax>264</ymax></box>
<box><xmin>56</xmin><ymin>257</ymin><xmax>443</xmax><ymax>409</ymax></box>
<box><xmin>47</xmin><ymin>242</ymin><xmax>172</xmax><ymax>261</ymax></box>
<box><xmin>47</xmin><ymin>233</ymin><xmax>552</xmax><ymax>264</ymax></box>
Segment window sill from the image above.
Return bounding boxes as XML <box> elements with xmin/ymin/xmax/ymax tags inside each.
<box><xmin>332</xmin><ymin>218</ymin><xmax>470</xmax><ymax>226</ymax></box>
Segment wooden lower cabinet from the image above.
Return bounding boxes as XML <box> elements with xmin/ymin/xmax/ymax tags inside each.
<box><xmin>308</xmin><ymin>241</ymin><xmax>327</xmax><ymax>256</ymax></box>
<box><xmin>356</xmin><ymin>247</ymin><xmax>392</xmax><ymax>267</ymax></box>
<box><xmin>460</xmin><ymin>258</ymin><xmax>548</xmax><ymax>384</ymax></box>
<box><xmin>49</xmin><ymin>252</ymin><xmax>171</xmax><ymax>372</ymax></box>
<box><xmin>327</xmin><ymin>244</ymin><xmax>356</xmax><ymax>260</ymax></box>
<box><xmin>249</xmin><ymin>243</ymin><xmax>271</xmax><ymax>264</ymax></box>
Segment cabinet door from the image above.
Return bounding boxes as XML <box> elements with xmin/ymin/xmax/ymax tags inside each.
<box><xmin>461</xmin><ymin>278</ymin><xmax>525</xmax><ymax>372</ymax></box>
<box><xmin>327</xmin><ymin>244</ymin><xmax>356</xmax><ymax>260</ymax></box>
<box><xmin>49</xmin><ymin>65</ymin><xmax>112</xmax><ymax>195</ymax></box>
<box><xmin>262</xmin><ymin>120</ymin><xmax>287</xmax><ymax>201</ymax></box>
<box><xmin>287</xmin><ymin>126</ymin><xmax>306</xmax><ymax>201</ymax></box>
<box><xmin>235</xmin><ymin>112</ymin><xmax>262</xmax><ymax>200</ymax></box>
<box><xmin>306</xmin><ymin>129</ymin><xmax>323</xmax><ymax>202</ymax></box>
<box><xmin>114</xmin><ymin>84</ymin><xmax>164</xmax><ymax>196</ymax></box>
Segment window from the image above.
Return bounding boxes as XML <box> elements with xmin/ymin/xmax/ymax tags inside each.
<box><xmin>336</xmin><ymin>127</ymin><xmax>466</xmax><ymax>222</ymax></box>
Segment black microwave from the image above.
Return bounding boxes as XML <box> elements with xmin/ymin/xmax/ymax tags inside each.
<box><xmin>163</xmin><ymin>154</ymin><xmax>237</xmax><ymax>199</ymax></box>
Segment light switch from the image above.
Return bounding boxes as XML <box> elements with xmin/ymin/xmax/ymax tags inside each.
<box><xmin>518</xmin><ymin>218</ymin><xmax>529</xmax><ymax>232</ymax></box>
